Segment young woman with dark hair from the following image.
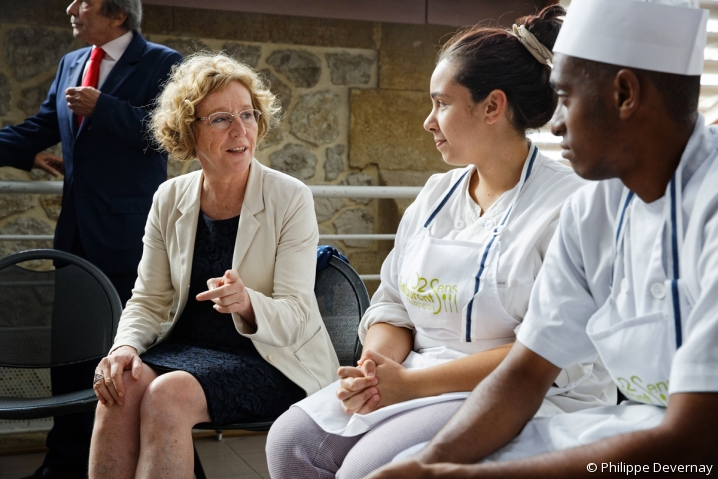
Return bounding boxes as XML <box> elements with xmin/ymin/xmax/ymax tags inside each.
<box><xmin>267</xmin><ymin>6</ymin><xmax>615</xmax><ymax>479</ymax></box>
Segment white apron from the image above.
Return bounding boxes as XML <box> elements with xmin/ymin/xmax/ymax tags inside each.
<box><xmin>296</xmin><ymin>149</ymin><xmax>570</xmax><ymax>436</ymax></box>
<box><xmin>585</xmin><ymin>164</ymin><xmax>688</xmax><ymax>407</ymax></box>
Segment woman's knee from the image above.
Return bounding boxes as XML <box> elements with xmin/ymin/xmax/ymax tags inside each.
<box><xmin>95</xmin><ymin>367</ymin><xmax>153</xmax><ymax>422</ymax></box>
<box><xmin>267</xmin><ymin>407</ymin><xmax>312</xmax><ymax>456</ymax></box>
<box><xmin>139</xmin><ymin>371</ymin><xmax>207</xmax><ymax>427</ymax></box>
<box><xmin>268</xmin><ymin>407</ymin><xmax>360</xmax><ymax>478</ymax></box>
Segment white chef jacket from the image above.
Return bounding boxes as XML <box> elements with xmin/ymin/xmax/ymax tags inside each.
<box><xmin>519</xmin><ymin>117</ymin><xmax>718</xmax><ymax>396</ymax></box>
<box><xmin>362</xmin><ymin>149</ymin><xmax>581</xmax><ymax>352</ymax></box>
<box><xmin>508</xmin><ymin>117</ymin><xmax>718</xmax><ymax>455</ymax></box>
<box><xmin>359</xmin><ymin>147</ymin><xmax>615</xmax><ymax>411</ymax></box>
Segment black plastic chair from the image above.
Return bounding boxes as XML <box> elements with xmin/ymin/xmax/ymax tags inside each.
<box><xmin>0</xmin><ymin>249</ymin><xmax>122</xmax><ymax>420</ymax></box>
<box><xmin>193</xmin><ymin>255</ymin><xmax>370</xmax><ymax>479</ymax></box>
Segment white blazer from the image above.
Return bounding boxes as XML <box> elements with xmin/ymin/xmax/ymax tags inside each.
<box><xmin>112</xmin><ymin>158</ymin><xmax>339</xmax><ymax>395</ymax></box>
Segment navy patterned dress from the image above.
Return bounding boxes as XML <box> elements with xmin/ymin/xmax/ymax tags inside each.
<box><xmin>141</xmin><ymin>212</ymin><xmax>305</xmax><ymax>424</ymax></box>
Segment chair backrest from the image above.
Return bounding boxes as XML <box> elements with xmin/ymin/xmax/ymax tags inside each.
<box><xmin>0</xmin><ymin>249</ymin><xmax>122</xmax><ymax>368</ymax></box>
<box><xmin>315</xmin><ymin>256</ymin><xmax>370</xmax><ymax>367</ymax></box>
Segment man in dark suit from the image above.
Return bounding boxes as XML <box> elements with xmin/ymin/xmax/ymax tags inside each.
<box><xmin>0</xmin><ymin>1</ymin><xmax>181</xmax><ymax>477</ymax></box>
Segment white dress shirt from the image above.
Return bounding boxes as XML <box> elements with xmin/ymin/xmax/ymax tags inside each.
<box><xmin>81</xmin><ymin>30</ymin><xmax>134</xmax><ymax>88</ymax></box>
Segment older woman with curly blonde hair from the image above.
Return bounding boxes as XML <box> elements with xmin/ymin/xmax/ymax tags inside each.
<box><xmin>88</xmin><ymin>51</ymin><xmax>339</xmax><ymax>479</ymax></box>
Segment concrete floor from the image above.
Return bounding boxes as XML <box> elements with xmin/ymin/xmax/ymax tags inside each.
<box><xmin>0</xmin><ymin>433</ymin><xmax>270</xmax><ymax>479</ymax></box>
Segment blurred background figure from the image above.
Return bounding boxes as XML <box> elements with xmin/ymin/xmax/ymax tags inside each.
<box><xmin>0</xmin><ymin>0</ymin><xmax>180</xmax><ymax>477</ymax></box>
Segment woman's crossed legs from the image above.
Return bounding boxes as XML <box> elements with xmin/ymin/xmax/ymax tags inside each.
<box><xmin>89</xmin><ymin>365</ymin><xmax>211</xmax><ymax>479</ymax></box>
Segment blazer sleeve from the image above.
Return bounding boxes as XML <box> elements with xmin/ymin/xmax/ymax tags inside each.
<box><xmin>91</xmin><ymin>50</ymin><xmax>181</xmax><ymax>153</ymax></box>
<box><xmin>111</xmin><ymin>188</ymin><xmax>175</xmax><ymax>354</ymax></box>
<box><xmin>0</xmin><ymin>56</ymin><xmax>65</xmax><ymax>170</ymax></box>
<box><xmin>234</xmin><ymin>185</ymin><xmax>320</xmax><ymax>347</ymax></box>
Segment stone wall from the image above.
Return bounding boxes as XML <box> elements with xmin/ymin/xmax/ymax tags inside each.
<box><xmin>0</xmin><ymin>1</ymin><xmax>547</xmax><ymax>292</ymax></box>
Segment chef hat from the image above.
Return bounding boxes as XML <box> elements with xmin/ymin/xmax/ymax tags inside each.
<box><xmin>553</xmin><ymin>0</ymin><xmax>708</xmax><ymax>75</ymax></box>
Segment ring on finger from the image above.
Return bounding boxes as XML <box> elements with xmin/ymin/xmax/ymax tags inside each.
<box><xmin>93</xmin><ymin>373</ymin><xmax>104</xmax><ymax>386</ymax></box>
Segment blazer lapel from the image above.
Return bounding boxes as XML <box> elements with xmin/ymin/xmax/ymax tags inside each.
<box><xmin>232</xmin><ymin>159</ymin><xmax>265</xmax><ymax>270</ymax></box>
<box><xmin>67</xmin><ymin>50</ymin><xmax>89</xmax><ymax>136</ymax></box>
<box><xmin>98</xmin><ymin>33</ymin><xmax>146</xmax><ymax>98</ymax></box>
<box><xmin>174</xmin><ymin>173</ymin><xmax>202</xmax><ymax>318</ymax></box>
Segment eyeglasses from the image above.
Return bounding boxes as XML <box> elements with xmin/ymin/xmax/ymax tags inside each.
<box><xmin>196</xmin><ymin>110</ymin><xmax>262</xmax><ymax>129</ymax></box>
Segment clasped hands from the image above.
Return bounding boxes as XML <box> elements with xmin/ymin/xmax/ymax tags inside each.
<box><xmin>336</xmin><ymin>349</ymin><xmax>414</xmax><ymax>415</ymax></box>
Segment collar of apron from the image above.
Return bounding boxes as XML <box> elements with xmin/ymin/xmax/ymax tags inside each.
<box><xmin>424</xmin><ymin>143</ymin><xmax>539</xmax><ymax>229</ymax></box>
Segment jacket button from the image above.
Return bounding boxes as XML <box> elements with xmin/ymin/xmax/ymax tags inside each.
<box><xmin>267</xmin><ymin>354</ymin><xmax>276</xmax><ymax>363</ymax></box>
<box><xmin>650</xmin><ymin>282</ymin><xmax>666</xmax><ymax>299</ymax></box>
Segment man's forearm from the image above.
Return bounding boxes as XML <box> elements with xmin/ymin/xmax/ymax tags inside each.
<box><xmin>426</xmin><ymin>425</ymin><xmax>698</xmax><ymax>478</ymax></box>
<box><xmin>420</xmin><ymin>392</ymin><xmax>718</xmax><ymax>478</ymax></box>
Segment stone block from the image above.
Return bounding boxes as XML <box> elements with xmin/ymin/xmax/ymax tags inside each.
<box><xmin>333</xmin><ymin>208</ymin><xmax>374</xmax><ymax>248</ymax></box>
<box><xmin>325</xmin><ymin>53</ymin><xmax>373</xmax><ymax>86</ymax></box>
<box><xmin>160</xmin><ymin>38</ymin><xmax>209</xmax><ymax>57</ymax></box>
<box><xmin>18</xmin><ymin>78</ymin><xmax>54</xmax><ymax>116</ymax></box>
<box><xmin>324</xmin><ymin>145</ymin><xmax>345</xmax><ymax>181</ymax></box>
<box><xmin>0</xmin><ymin>169</ymin><xmax>31</xmax><ymax>181</ymax></box>
<box><xmin>39</xmin><ymin>195</ymin><xmax>62</xmax><ymax>220</ymax></box>
<box><xmin>259</xmin><ymin>127</ymin><xmax>283</xmax><ymax>150</ymax></box>
<box><xmin>379</xmin><ymin>169</ymin><xmax>433</xmax><ymax>216</ymax></box>
<box><xmin>0</xmin><ymin>217</ymin><xmax>54</xmax><ymax>261</ymax></box>
<box><xmin>0</xmin><ymin>194</ymin><xmax>35</xmax><ymax>219</ymax></box>
<box><xmin>290</xmin><ymin>91</ymin><xmax>340</xmax><ymax>146</ymax></box>
<box><xmin>3</xmin><ymin>0</ymin><xmax>69</xmax><ymax>27</ymax></box>
<box><xmin>314</xmin><ymin>197</ymin><xmax>344</xmax><ymax>222</ymax></box>
<box><xmin>167</xmin><ymin>156</ymin><xmax>202</xmax><ymax>179</ymax></box>
<box><xmin>269</xmin><ymin>143</ymin><xmax>317</xmax><ymax>180</ymax></box>
<box><xmin>223</xmin><ymin>42</ymin><xmax>262</xmax><ymax>68</ymax></box>
<box><xmin>4</xmin><ymin>27</ymin><xmax>76</xmax><ymax>82</ymax></box>
<box><xmin>350</xmin><ymin>89</ymin><xmax>448</xmax><ymax>172</ymax></box>
<box><xmin>168</xmin><ymin>8</ymin><xmax>378</xmax><ymax>50</ymax></box>
<box><xmin>342</xmin><ymin>172</ymin><xmax>373</xmax><ymax>204</ymax></box>
<box><xmin>267</xmin><ymin>49</ymin><xmax>322</xmax><ymax>88</ymax></box>
<box><xmin>29</xmin><ymin>168</ymin><xmax>59</xmax><ymax>182</ymax></box>
<box><xmin>427</xmin><ymin>0</ymin><xmax>552</xmax><ymax>27</ymax></box>
<box><xmin>187</xmin><ymin>159</ymin><xmax>203</xmax><ymax>172</ymax></box>
<box><xmin>378</xmin><ymin>23</ymin><xmax>454</xmax><ymax>91</ymax></box>
<box><xmin>142</xmin><ymin>4</ymin><xmax>174</xmax><ymax>34</ymax></box>
<box><xmin>0</xmin><ymin>73</ymin><xmax>10</xmax><ymax>116</ymax></box>
<box><xmin>167</xmin><ymin>157</ymin><xmax>184</xmax><ymax>179</ymax></box>
<box><xmin>260</xmin><ymin>69</ymin><xmax>292</xmax><ymax>116</ymax></box>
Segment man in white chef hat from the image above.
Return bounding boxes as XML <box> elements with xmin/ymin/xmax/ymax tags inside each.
<box><xmin>367</xmin><ymin>0</ymin><xmax>718</xmax><ymax>477</ymax></box>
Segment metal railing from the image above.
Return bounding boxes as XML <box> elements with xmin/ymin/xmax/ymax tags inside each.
<box><xmin>0</xmin><ymin>181</ymin><xmax>422</xmax><ymax>281</ymax></box>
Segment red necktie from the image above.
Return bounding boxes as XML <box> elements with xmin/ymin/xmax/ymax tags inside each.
<box><xmin>76</xmin><ymin>47</ymin><xmax>105</xmax><ymax>127</ymax></box>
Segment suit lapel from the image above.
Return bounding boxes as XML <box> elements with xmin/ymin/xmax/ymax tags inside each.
<box><xmin>99</xmin><ymin>33</ymin><xmax>146</xmax><ymax>98</ymax></box>
<box><xmin>232</xmin><ymin>159</ymin><xmax>265</xmax><ymax>270</ymax></box>
<box><xmin>67</xmin><ymin>50</ymin><xmax>89</xmax><ymax>137</ymax></box>
<box><xmin>174</xmin><ymin>173</ymin><xmax>202</xmax><ymax>318</ymax></box>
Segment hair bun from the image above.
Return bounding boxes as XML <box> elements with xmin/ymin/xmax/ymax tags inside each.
<box><xmin>516</xmin><ymin>4</ymin><xmax>565</xmax><ymax>51</ymax></box>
